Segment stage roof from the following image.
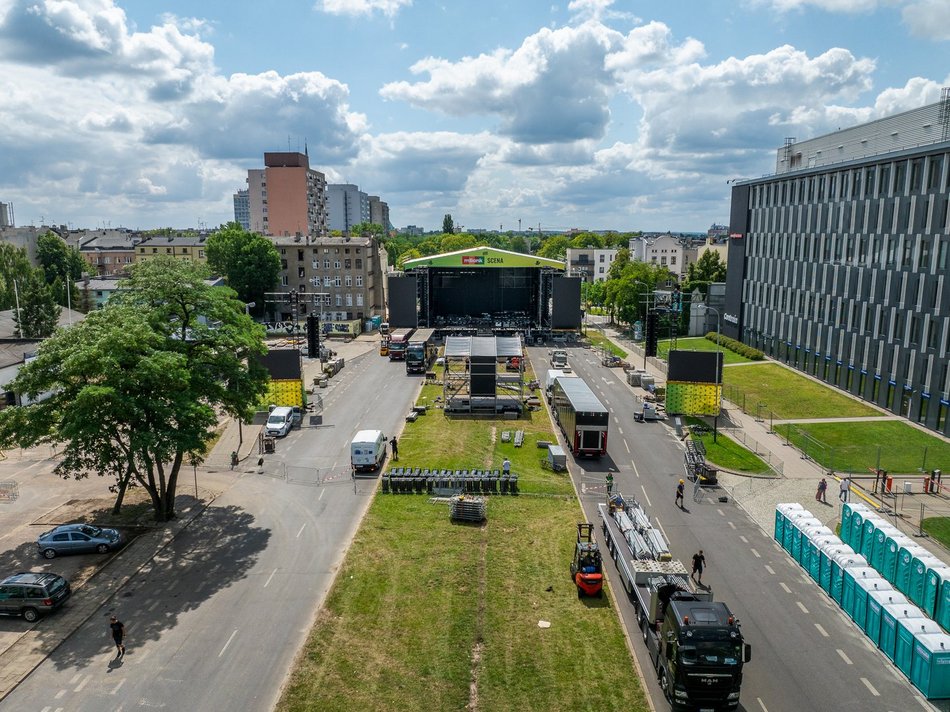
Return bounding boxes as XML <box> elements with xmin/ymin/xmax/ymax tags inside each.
<box><xmin>443</xmin><ymin>336</ymin><xmax>523</xmax><ymax>358</ymax></box>
<box><xmin>403</xmin><ymin>246</ymin><xmax>564</xmax><ymax>270</ymax></box>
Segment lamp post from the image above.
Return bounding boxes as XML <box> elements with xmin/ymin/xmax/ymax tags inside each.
<box><xmin>704</xmin><ymin>305</ymin><xmax>722</xmax><ymax>443</ymax></box>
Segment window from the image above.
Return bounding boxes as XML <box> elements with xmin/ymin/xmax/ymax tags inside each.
<box><xmin>356</xmin><ymin>293</ymin><xmax>364</xmax><ymax>307</ymax></box>
<box><xmin>919</xmin><ymin>397</ymin><xmax>930</xmax><ymax>424</ymax></box>
<box><xmin>298</xmin><ymin>267</ymin><xmax>305</xmax><ymax>279</ymax></box>
<box><xmin>281</xmin><ymin>276</ymin><xmax>289</xmax><ymax>286</ymax></box>
<box><xmin>334</xmin><ymin>260</ymin><xmax>341</xmax><ymax>269</ymax></box>
<box><xmin>928</xmin><ymin>157</ymin><xmax>943</xmax><ymax>191</ymax></box>
<box><xmin>324</xmin><ymin>259</ymin><xmax>330</xmax><ymax>269</ymax></box>
<box><xmin>335</xmin><ymin>277</ymin><xmax>341</xmax><ymax>287</ymax></box>
<box><xmin>910</xmin><ymin>159</ymin><xmax>923</xmax><ymax>192</ymax></box>
<box><xmin>345</xmin><ymin>259</ymin><xmax>351</xmax><ymax>269</ymax></box>
<box><xmin>356</xmin><ymin>275</ymin><xmax>363</xmax><ymax>287</ymax></box>
<box><xmin>355</xmin><ymin>258</ymin><xmax>363</xmax><ymax>269</ymax></box>
<box><xmin>335</xmin><ymin>294</ymin><xmax>342</xmax><ymax>307</ymax></box>
<box><xmin>346</xmin><ymin>294</ymin><xmax>353</xmax><ymax>307</ymax></box>
<box><xmin>298</xmin><ymin>250</ymin><xmax>304</xmax><ymax>261</ymax></box>
<box><xmin>671</xmin><ymin>256</ymin><xmax>677</xmax><ymax>265</ymax></box>
<box><xmin>281</xmin><ymin>259</ymin><xmax>288</xmax><ymax>270</ymax></box>
<box><xmin>345</xmin><ymin>275</ymin><xmax>352</xmax><ymax>286</ymax></box>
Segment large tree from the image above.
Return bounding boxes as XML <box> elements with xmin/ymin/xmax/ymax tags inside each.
<box><xmin>0</xmin><ymin>244</ymin><xmax>34</xmax><ymax>310</ymax></box>
<box><xmin>206</xmin><ymin>223</ymin><xmax>281</xmax><ymax>317</ymax></box>
<box><xmin>14</xmin><ymin>269</ymin><xmax>61</xmax><ymax>338</ymax></box>
<box><xmin>688</xmin><ymin>250</ymin><xmax>727</xmax><ymax>283</ymax></box>
<box><xmin>442</xmin><ymin>214</ymin><xmax>455</xmax><ymax>234</ymax></box>
<box><xmin>0</xmin><ymin>257</ymin><xmax>269</xmax><ymax>522</ymax></box>
<box><xmin>36</xmin><ymin>231</ymin><xmax>84</xmax><ymax>307</ymax></box>
<box><xmin>537</xmin><ymin>236</ymin><xmax>569</xmax><ymax>260</ymax></box>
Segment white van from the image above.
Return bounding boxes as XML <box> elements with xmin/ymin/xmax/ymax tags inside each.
<box><xmin>265</xmin><ymin>406</ymin><xmax>294</xmax><ymax>437</ymax></box>
<box><xmin>351</xmin><ymin>429</ymin><xmax>388</xmax><ymax>473</ymax></box>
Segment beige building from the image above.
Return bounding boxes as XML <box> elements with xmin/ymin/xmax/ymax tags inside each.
<box><xmin>77</xmin><ymin>231</ymin><xmax>140</xmax><ymax>276</ymax></box>
<box><xmin>136</xmin><ymin>235</ymin><xmax>210</xmax><ymax>264</ymax></box>
<box><xmin>247</xmin><ymin>152</ymin><xmax>328</xmax><ymax>238</ymax></box>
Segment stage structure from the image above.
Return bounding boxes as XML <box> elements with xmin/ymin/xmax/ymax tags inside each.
<box><xmin>442</xmin><ymin>336</ymin><xmax>525</xmax><ymax>415</ymax></box>
<box><xmin>389</xmin><ymin>247</ymin><xmax>581</xmax><ymax>335</ymax></box>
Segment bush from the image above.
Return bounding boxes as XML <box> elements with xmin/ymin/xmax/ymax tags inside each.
<box><xmin>705</xmin><ymin>332</ymin><xmax>764</xmax><ymax>360</ymax></box>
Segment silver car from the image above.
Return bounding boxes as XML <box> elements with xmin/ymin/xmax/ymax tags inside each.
<box><xmin>37</xmin><ymin>524</ymin><xmax>124</xmax><ymax>559</ymax></box>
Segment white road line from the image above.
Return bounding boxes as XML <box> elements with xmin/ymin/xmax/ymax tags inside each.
<box><xmin>219</xmin><ymin>629</ymin><xmax>238</xmax><ymax>658</ymax></box>
<box><xmin>860</xmin><ymin>677</ymin><xmax>879</xmax><ymax>696</ymax></box>
<box><xmin>69</xmin><ymin>673</ymin><xmax>82</xmax><ymax>685</ymax></box>
<box><xmin>147</xmin><ymin>600</ymin><xmax>159</xmax><ymax>612</ymax></box>
<box><xmin>74</xmin><ymin>674</ymin><xmax>91</xmax><ymax>692</ymax></box>
<box><xmin>717</xmin><ymin>508</ymin><xmax>725</xmax><ymax>516</ymax></box>
<box><xmin>757</xmin><ymin>699</ymin><xmax>769</xmax><ymax>712</ymax></box>
<box><xmin>111</xmin><ymin>679</ymin><xmax>126</xmax><ymax>695</ymax></box>
<box><xmin>614</xmin><ymin>416</ymin><xmax>620</xmax><ymax>423</ymax></box>
<box><xmin>764</xmin><ymin>565</ymin><xmax>775</xmax><ymax>575</ymax></box>
<box><xmin>655</xmin><ymin>518</ymin><xmax>669</xmax><ymax>541</ymax></box>
<box><xmin>814</xmin><ymin>623</ymin><xmax>829</xmax><ymax>637</ymax></box>
<box><xmin>739</xmin><ymin>535</ymin><xmax>749</xmax><ymax>543</ymax></box>
<box><xmin>796</xmin><ymin>601</ymin><xmax>809</xmax><ymax>614</ymax></box>
<box><xmin>319</xmin><ymin>488</ymin><xmax>326</xmax><ymax>500</ymax></box>
<box><xmin>264</xmin><ymin>568</ymin><xmax>278</xmax><ymax>588</ymax></box>
<box><xmin>837</xmin><ymin>649</ymin><xmax>853</xmax><ymax>665</ymax></box>
<box><xmin>617</xmin><ymin>427</ymin><xmax>623</xmax><ymax>436</ymax></box>
<box><xmin>603</xmin><ymin>399</ymin><xmax>610</xmax><ymax>406</ymax></box>
<box><xmin>640</xmin><ymin>485</ymin><xmax>653</xmax><ymax>508</ymax></box>
<box><xmin>779</xmin><ymin>582</ymin><xmax>792</xmax><ymax>593</ymax></box>
<box><xmin>728</xmin><ymin>521</ymin><xmax>736</xmax><ymax>529</ymax></box>
<box><xmin>296</xmin><ymin>523</ymin><xmax>307</xmax><ymax>538</ymax></box>
<box><xmin>631</xmin><ymin>460</ymin><xmax>641</xmax><ymax>478</ymax></box>
<box><xmin>750</xmin><ymin>548</ymin><xmax>761</xmax><ymax>558</ymax></box>
<box><xmin>55</xmin><ymin>689</ymin><xmax>67</xmax><ymax>699</ymax></box>
<box><xmin>624</xmin><ymin>440</ymin><xmax>630</xmax><ymax>453</ymax></box>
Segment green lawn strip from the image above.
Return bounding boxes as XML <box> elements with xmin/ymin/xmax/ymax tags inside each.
<box><xmin>683</xmin><ymin>417</ymin><xmax>771</xmax><ymax>474</ymax></box>
<box><xmin>922</xmin><ymin>518</ymin><xmax>950</xmax><ymax>550</ymax></box>
<box><xmin>658</xmin><ymin>337</ymin><xmax>752</xmax><ymax>365</ymax></box>
<box><xmin>586</xmin><ymin>331</ymin><xmax>627</xmax><ymax>359</ymax></box>
<box><xmin>722</xmin><ymin>362</ymin><xmax>882</xmax><ymax>419</ymax></box>
<box><xmin>777</xmin><ymin>420</ymin><xmax>950</xmax><ymax>474</ymax></box>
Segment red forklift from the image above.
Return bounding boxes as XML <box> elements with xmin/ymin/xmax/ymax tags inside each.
<box><xmin>571</xmin><ymin>523</ymin><xmax>603</xmax><ymax>598</ymax></box>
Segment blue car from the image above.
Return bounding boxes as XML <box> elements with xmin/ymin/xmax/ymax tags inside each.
<box><xmin>37</xmin><ymin>524</ymin><xmax>124</xmax><ymax>559</ymax></box>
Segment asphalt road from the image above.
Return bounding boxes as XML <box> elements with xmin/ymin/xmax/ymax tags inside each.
<box><xmin>528</xmin><ymin>343</ymin><xmax>935</xmax><ymax>712</ymax></box>
<box><xmin>0</xmin><ymin>349</ymin><xmax>421</xmax><ymax>712</ymax></box>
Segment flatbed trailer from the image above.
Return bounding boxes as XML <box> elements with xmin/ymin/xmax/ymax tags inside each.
<box><xmin>551</xmin><ymin>375</ymin><xmax>608</xmax><ymax>457</ymax></box>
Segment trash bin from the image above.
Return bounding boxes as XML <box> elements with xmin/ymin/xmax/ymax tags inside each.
<box><xmin>262</xmin><ymin>437</ymin><xmax>276</xmax><ymax>454</ymax></box>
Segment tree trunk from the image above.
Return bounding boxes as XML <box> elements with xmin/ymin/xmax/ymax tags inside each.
<box><xmin>161</xmin><ymin>452</ymin><xmax>184</xmax><ymax>521</ymax></box>
<box><xmin>111</xmin><ymin>464</ymin><xmax>135</xmax><ymax>515</ymax></box>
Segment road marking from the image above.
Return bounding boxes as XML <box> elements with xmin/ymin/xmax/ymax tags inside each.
<box><xmin>219</xmin><ymin>629</ymin><xmax>238</xmax><ymax>658</ymax></box>
<box><xmin>55</xmin><ymin>689</ymin><xmax>67</xmax><ymax>699</ymax></box>
<box><xmin>860</xmin><ymin>677</ymin><xmax>879</xmax><ymax>696</ymax></box>
<box><xmin>296</xmin><ymin>523</ymin><xmax>307</xmax><ymax>538</ymax></box>
<box><xmin>750</xmin><ymin>548</ymin><xmax>761</xmax><ymax>558</ymax></box>
<box><xmin>69</xmin><ymin>673</ymin><xmax>82</xmax><ymax>685</ymax></box>
<box><xmin>717</xmin><ymin>508</ymin><xmax>725</xmax><ymax>516</ymax></box>
<box><xmin>111</xmin><ymin>679</ymin><xmax>126</xmax><ymax>695</ymax></box>
<box><xmin>319</xmin><ymin>488</ymin><xmax>326</xmax><ymax>500</ymax></box>
<box><xmin>614</xmin><ymin>416</ymin><xmax>620</xmax><ymax>423</ymax></box>
<box><xmin>655</xmin><ymin>518</ymin><xmax>669</xmax><ymax>541</ymax></box>
<box><xmin>631</xmin><ymin>460</ymin><xmax>640</xmax><ymax>478</ymax></box>
<box><xmin>796</xmin><ymin>601</ymin><xmax>809</xmax><ymax>614</ymax></box>
<box><xmin>757</xmin><ymin>699</ymin><xmax>769</xmax><ymax>712</ymax></box>
<box><xmin>624</xmin><ymin>440</ymin><xmax>630</xmax><ymax>453</ymax></box>
<box><xmin>764</xmin><ymin>565</ymin><xmax>775</xmax><ymax>575</ymax></box>
<box><xmin>739</xmin><ymin>535</ymin><xmax>749</xmax><ymax>543</ymax></box>
<box><xmin>264</xmin><ymin>568</ymin><xmax>278</xmax><ymax>588</ymax></box>
<box><xmin>617</xmin><ymin>427</ymin><xmax>623</xmax><ymax>435</ymax></box>
<box><xmin>837</xmin><ymin>649</ymin><xmax>853</xmax><ymax>665</ymax></box>
<box><xmin>147</xmin><ymin>600</ymin><xmax>159</xmax><ymax>612</ymax></box>
<box><xmin>779</xmin><ymin>582</ymin><xmax>792</xmax><ymax>593</ymax></box>
<box><xmin>814</xmin><ymin>623</ymin><xmax>829</xmax><ymax>637</ymax></box>
<box><xmin>74</xmin><ymin>674</ymin><xmax>91</xmax><ymax>692</ymax></box>
<box><xmin>640</xmin><ymin>485</ymin><xmax>653</xmax><ymax>508</ymax></box>
<box><xmin>728</xmin><ymin>521</ymin><xmax>736</xmax><ymax>529</ymax></box>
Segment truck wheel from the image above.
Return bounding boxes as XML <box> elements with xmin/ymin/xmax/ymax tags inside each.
<box><xmin>658</xmin><ymin>669</ymin><xmax>670</xmax><ymax>701</ymax></box>
<box><xmin>641</xmin><ymin>617</ymin><xmax>649</xmax><ymax>643</ymax></box>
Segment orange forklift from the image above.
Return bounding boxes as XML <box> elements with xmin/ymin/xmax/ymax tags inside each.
<box><xmin>571</xmin><ymin>523</ymin><xmax>603</xmax><ymax>598</ymax></box>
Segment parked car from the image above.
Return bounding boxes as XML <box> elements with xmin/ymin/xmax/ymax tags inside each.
<box><xmin>37</xmin><ymin>523</ymin><xmax>124</xmax><ymax>559</ymax></box>
<box><xmin>0</xmin><ymin>572</ymin><xmax>71</xmax><ymax>622</ymax></box>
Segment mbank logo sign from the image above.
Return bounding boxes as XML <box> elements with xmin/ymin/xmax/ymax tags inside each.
<box><xmin>461</xmin><ymin>256</ymin><xmax>485</xmax><ymax>265</ymax></box>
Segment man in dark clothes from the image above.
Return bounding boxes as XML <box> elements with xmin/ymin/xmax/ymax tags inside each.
<box><xmin>692</xmin><ymin>550</ymin><xmax>706</xmax><ymax>585</ymax></box>
<box><xmin>390</xmin><ymin>436</ymin><xmax>398</xmax><ymax>461</ymax></box>
<box><xmin>110</xmin><ymin>615</ymin><xmax>125</xmax><ymax>658</ymax></box>
<box><xmin>675</xmin><ymin>479</ymin><xmax>685</xmax><ymax>508</ymax></box>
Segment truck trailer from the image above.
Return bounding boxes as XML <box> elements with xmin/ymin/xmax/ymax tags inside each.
<box><xmin>388</xmin><ymin>328</ymin><xmax>415</xmax><ymax>361</ymax></box>
<box><xmin>599</xmin><ymin>496</ymin><xmax>751</xmax><ymax>711</ymax></box>
<box><xmin>406</xmin><ymin>328</ymin><xmax>436</xmax><ymax>374</ymax></box>
<box><xmin>551</xmin><ymin>375</ymin><xmax>608</xmax><ymax>457</ymax></box>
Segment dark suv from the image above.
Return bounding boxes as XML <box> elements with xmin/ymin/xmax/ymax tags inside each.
<box><xmin>0</xmin><ymin>572</ymin><xmax>71</xmax><ymax>622</ymax></box>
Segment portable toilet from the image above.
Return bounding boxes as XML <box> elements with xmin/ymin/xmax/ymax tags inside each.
<box><xmin>910</xmin><ymin>633</ymin><xmax>950</xmax><ymax>699</ymax></box>
<box><xmin>871</xmin><ymin>523</ymin><xmax>901</xmax><ymax>573</ymax></box>
<box><xmin>897</xmin><ymin>619</ymin><xmax>944</xmax><ymax>677</ymax></box>
<box><xmin>799</xmin><ymin>524</ymin><xmax>832</xmax><ymax>569</ymax></box>
<box><xmin>775</xmin><ymin>503</ymin><xmax>804</xmax><ymax>542</ymax></box>
<box><xmin>842</xmin><ymin>566</ymin><xmax>881</xmax><ymax>613</ymax></box>
<box><xmin>783</xmin><ymin>510</ymin><xmax>814</xmax><ymax>552</ymax></box>
<box><xmin>910</xmin><ymin>555</ymin><xmax>944</xmax><ymax>608</ymax></box>
<box><xmin>881</xmin><ymin>604</ymin><xmax>927</xmax><ymax>662</ymax></box>
<box><xmin>882</xmin><ymin>534</ymin><xmax>914</xmax><ymax>585</ymax></box>
<box><xmin>937</xmin><ymin>578</ymin><xmax>950</xmax><ymax>632</ymax></box>
<box><xmin>852</xmin><ymin>577</ymin><xmax>894</xmax><ymax>629</ymax></box>
<box><xmin>807</xmin><ymin>534</ymin><xmax>841</xmax><ymax>582</ymax></box>
<box><xmin>849</xmin><ymin>506</ymin><xmax>870</xmax><ymax>554</ymax></box>
<box><xmin>897</xmin><ymin>544</ymin><xmax>932</xmax><ymax>595</ymax></box>
<box><xmin>791</xmin><ymin>517</ymin><xmax>822</xmax><ymax>563</ymax></box>
<box><xmin>859</xmin><ymin>514</ymin><xmax>885</xmax><ymax>561</ymax></box>
<box><xmin>821</xmin><ymin>544</ymin><xmax>856</xmax><ymax>594</ymax></box>
<box><xmin>836</xmin><ymin>561</ymin><xmax>873</xmax><ymax>606</ymax></box>
<box><xmin>923</xmin><ymin>567</ymin><xmax>950</xmax><ymax>619</ymax></box>
<box><xmin>866</xmin><ymin>590</ymin><xmax>909</xmax><ymax>646</ymax></box>
<box><xmin>841</xmin><ymin>502</ymin><xmax>870</xmax><ymax>547</ymax></box>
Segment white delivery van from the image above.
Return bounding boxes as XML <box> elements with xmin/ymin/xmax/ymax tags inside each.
<box><xmin>351</xmin><ymin>430</ymin><xmax>388</xmax><ymax>473</ymax></box>
<box><xmin>265</xmin><ymin>406</ymin><xmax>294</xmax><ymax>437</ymax></box>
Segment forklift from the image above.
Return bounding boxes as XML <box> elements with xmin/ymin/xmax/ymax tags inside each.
<box><xmin>570</xmin><ymin>523</ymin><xmax>603</xmax><ymax>598</ymax></box>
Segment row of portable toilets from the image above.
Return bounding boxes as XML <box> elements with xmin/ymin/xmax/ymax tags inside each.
<box><xmin>775</xmin><ymin>501</ymin><xmax>950</xmax><ymax>700</ymax></box>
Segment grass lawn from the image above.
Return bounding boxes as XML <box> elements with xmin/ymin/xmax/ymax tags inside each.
<box><xmin>923</xmin><ymin>518</ymin><xmax>950</xmax><ymax>550</ymax></box>
<box><xmin>684</xmin><ymin>417</ymin><xmax>771</xmax><ymax>474</ymax></box>
<box><xmin>658</xmin><ymin>337</ymin><xmax>753</xmax><ymax>365</ymax></box>
<box><xmin>722</xmin><ymin>362</ymin><xmax>882</xmax><ymax>419</ymax></box>
<box><xmin>278</xmin><ymin>382</ymin><xmax>647</xmax><ymax>712</ymax></box>
<box><xmin>586</xmin><ymin>330</ymin><xmax>627</xmax><ymax>359</ymax></box>
<box><xmin>778</xmin><ymin>420</ymin><xmax>950</xmax><ymax>474</ymax></box>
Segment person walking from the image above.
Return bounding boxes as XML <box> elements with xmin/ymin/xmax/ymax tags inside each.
<box><xmin>502</xmin><ymin>457</ymin><xmax>511</xmax><ymax>476</ymax></box>
<box><xmin>691</xmin><ymin>550</ymin><xmax>706</xmax><ymax>585</ymax></box>
<box><xmin>230</xmin><ymin>450</ymin><xmax>238</xmax><ymax>470</ymax></box>
<box><xmin>816</xmin><ymin>477</ymin><xmax>828</xmax><ymax>504</ymax></box>
<box><xmin>109</xmin><ymin>615</ymin><xmax>125</xmax><ymax>658</ymax></box>
<box><xmin>675</xmin><ymin>479</ymin><xmax>685</xmax><ymax>508</ymax></box>
<box><xmin>390</xmin><ymin>436</ymin><xmax>398</xmax><ymax>462</ymax></box>
<box><xmin>839</xmin><ymin>476</ymin><xmax>850</xmax><ymax>503</ymax></box>
<box><xmin>606</xmin><ymin>472</ymin><xmax>614</xmax><ymax>495</ymax></box>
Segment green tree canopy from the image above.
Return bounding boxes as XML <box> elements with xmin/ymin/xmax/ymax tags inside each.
<box><xmin>14</xmin><ymin>269</ymin><xmax>61</xmax><ymax>338</ymax></box>
<box><xmin>36</xmin><ymin>231</ymin><xmax>84</xmax><ymax>307</ymax></box>
<box><xmin>440</xmin><ymin>234</ymin><xmax>477</xmax><ymax>253</ymax></box>
<box><xmin>206</xmin><ymin>223</ymin><xmax>281</xmax><ymax>317</ymax></box>
<box><xmin>397</xmin><ymin>248</ymin><xmax>422</xmax><ymax>269</ymax></box>
<box><xmin>570</xmin><ymin>232</ymin><xmax>605</xmax><ymax>249</ymax></box>
<box><xmin>538</xmin><ymin>236</ymin><xmax>570</xmax><ymax>260</ymax></box>
<box><xmin>0</xmin><ymin>244</ymin><xmax>33</xmax><ymax>310</ymax></box>
<box><xmin>688</xmin><ymin>250</ymin><xmax>727</xmax><ymax>282</ymax></box>
<box><xmin>442</xmin><ymin>214</ymin><xmax>455</xmax><ymax>234</ymax></box>
<box><xmin>0</xmin><ymin>257</ymin><xmax>269</xmax><ymax>522</ymax></box>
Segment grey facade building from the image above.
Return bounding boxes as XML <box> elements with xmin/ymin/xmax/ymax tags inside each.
<box><xmin>726</xmin><ymin>97</ymin><xmax>950</xmax><ymax>435</ymax></box>
<box><xmin>0</xmin><ymin>202</ymin><xmax>13</xmax><ymax>228</ymax></box>
<box><xmin>327</xmin><ymin>184</ymin><xmax>369</xmax><ymax>233</ymax></box>
<box><xmin>368</xmin><ymin>195</ymin><xmax>391</xmax><ymax>232</ymax></box>
<box><xmin>233</xmin><ymin>189</ymin><xmax>250</xmax><ymax>230</ymax></box>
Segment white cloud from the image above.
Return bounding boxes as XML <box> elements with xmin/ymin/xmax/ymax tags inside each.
<box><xmin>754</xmin><ymin>0</ymin><xmax>886</xmax><ymax>11</ymax></box>
<box><xmin>317</xmin><ymin>0</ymin><xmax>411</xmax><ymax>18</ymax></box>
<box><xmin>902</xmin><ymin>0</ymin><xmax>950</xmax><ymax>40</ymax></box>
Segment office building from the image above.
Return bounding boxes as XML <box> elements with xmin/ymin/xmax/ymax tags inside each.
<box><xmin>565</xmin><ymin>248</ymin><xmax>618</xmax><ymax>282</ymax></box>
<box><xmin>233</xmin><ymin>189</ymin><xmax>250</xmax><ymax>230</ymax></box>
<box><xmin>247</xmin><ymin>152</ymin><xmax>328</xmax><ymax>238</ymax></box>
<box><xmin>327</xmin><ymin>184</ymin><xmax>369</xmax><ymax>233</ymax></box>
<box><xmin>726</xmin><ymin>96</ymin><xmax>950</xmax><ymax>435</ymax></box>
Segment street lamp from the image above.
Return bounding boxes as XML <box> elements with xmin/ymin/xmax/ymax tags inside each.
<box><xmin>244</xmin><ymin>301</ymin><xmax>256</xmax><ymax>316</ymax></box>
<box><xmin>704</xmin><ymin>305</ymin><xmax>722</xmax><ymax>443</ymax></box>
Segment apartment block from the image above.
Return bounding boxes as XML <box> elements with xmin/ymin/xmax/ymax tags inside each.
<box><xmin>136</xmin><ymin>234</ymin><xmax>210</xmax><ymax>263</ymax></box>
<box><xmin>327</xmin><ymin>184</ymin><xmax>369</xmax><ymax>233</ymax></box>
<box><xmin>247</xmin><ymin>152</ymin><xmax>328</xmax><ymax>238</ymax></box>
<box><xmin>565</xmin><ymin>248</ymin><xmax>618</xmax><ymax>282</ymax></box>
<box><xmin>233</xmin><ymin>189</ymin><xmax>250</xmax><ymax>230</ymax></box>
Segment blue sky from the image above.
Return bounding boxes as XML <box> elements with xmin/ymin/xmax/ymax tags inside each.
<box><xmin>1</xmin><ymin>0</ymin><xmax>948</xmax><ymax>233</ymax></box>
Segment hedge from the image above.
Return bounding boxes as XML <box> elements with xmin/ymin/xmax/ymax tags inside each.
<box><xmin>704</xmin><ymin>332</ymin><xmax>765</xmax><ymax>360</ymax></box>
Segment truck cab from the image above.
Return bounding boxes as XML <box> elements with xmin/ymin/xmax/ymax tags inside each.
<box><xmin>551</xmin><ymin>349</ymin><xmax>568</xmax><ymax>369</ymax></box>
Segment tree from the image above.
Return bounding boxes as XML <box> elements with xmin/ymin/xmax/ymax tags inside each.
<box><xmin>397</xmin><ymin>248</ymin><xmax>422</xmax><ymax>269</ymax></box>
<box><xmin>14</xmin><ymin>269</ymin><xmax>61</xmax><ymax>338</ymax></box>
<box><xmin>440</xmin><ymin>234</ymin><xmax>477</xmax><ymax>253</ymax></box>
<box><xmin>442</xmin><ymin>214</ymin><xmax>455</xmax><ymax>234</ymax></box>
<box><xmin>509</xmin><ymin>235</ymin><xmax>529</xmax><ymax>254</ymax></box>
<box><xmin>537</xmin><ymin>236</ymin><xmax>570</xmax><ymax>260</ymax></box>
<box><xmin>36</xmin><ymin>231</ymin><xmax>84</xmax><ymax>307</ymax></box>
<box><xmin>206</xmin><ymin>223</ymin><xmax>281</xmax><ymax>317</ymax></box>
<box><xmin>0</xmin><ymin>257</ymin><xmax>269</xmax><ymax>522</ymax></box>
<box><xmin>570</xmin><ymin>232</ymin><xmax>605</xmax><ymax>249</ymax></box>
<box><xmin>688</xmin><ymin>250</ymin><xmax>727</xmax><ymax>283</ymax></box>
<box><xmin>0</xmin><ymin>244</ymin><xmax>34</xmax><ymax>310</ymax></box>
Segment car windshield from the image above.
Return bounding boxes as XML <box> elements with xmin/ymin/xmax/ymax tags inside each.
<box><xmin>267</xmin><ymin>415</ymin><xmax>284</xmax><ymax>425</ymax></box>
<box><xmin>79</xmin><ymin>525</ymin><xmax>102</xmax><ymax>537</ymax></box>
<box><xmin>679</xmin><ymin>642</ymin><xmax>741</xmax><ymax>666</ymax></box>
<box><xmin>46</xmin><ymin>577</ymin><xmax>67</xmax><ymax>594</ymax></box>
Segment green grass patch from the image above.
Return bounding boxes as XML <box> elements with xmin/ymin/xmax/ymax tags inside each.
<box><xmin>586</xmin><ymin>331</ymin><xmax>627</xmax><ymax>359</ymax></box>
<box><xmin>722</xmin><ymin>363</ymin><xmax>882</xmax><ymax>419</ymax></box>
<box><xmin>777</xmin><ymin>420</ymin><xmax>950</xmax><ymax>474</ymax></box>
<box><xmin>922</xmin><ymin>518</ymin><xmax>950</xmax><ymax>550</ymax></box>
<box><xmin>658</xmin><ymin>337</ymin><xmax>753</xmax><ymax>365</ymax></box>
<box><xmin>684</xmin><ymin>417</ymin><xmax>771</xmax><ymax>474</ymax></box>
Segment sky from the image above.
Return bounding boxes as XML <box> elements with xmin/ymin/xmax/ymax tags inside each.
<box><xmin>1</xmin><ymin>0</ymin><xmax>949</xmax><ymax>233</ymax></box>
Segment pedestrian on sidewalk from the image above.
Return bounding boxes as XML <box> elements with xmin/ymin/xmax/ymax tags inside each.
<box><xmin>675</xmin><ymin>479</ymin><xmax>685</xmax><ymax>508</ymax></box>
<box><xmin>691</xmin><ymin>550</ymin><xmax>706</xmax><ymax>585</ymax></box>
<box><xmin>230</xmin><ymin>450</ymin><xmax>238</xmax><ymax>470</ymax></box>
<box><xmin>390</xmin><ymin>436</ymin><xmax>398</xmax><ymax>462</ymax></box>
<box><xmin>839</xmin><ymin>475</ymin><xmax>851</xmax><ymax>503</ymax></box>
<box><xmin>816</xmin><ymin>477</ymin><xmax>828</xmax><ymax>504</ymax></box>
<box><xmin>109</xmin><ymin>615</ymin><xmax>126</xmax><ymax>658</ymax></box>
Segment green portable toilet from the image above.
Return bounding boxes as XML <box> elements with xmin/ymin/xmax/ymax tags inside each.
<box><xmin>791</xmin><ymin>519</ymin><xmax>823</xmax><ymax>565</ymax></box>
<box><xmin>775</xmin><ymin>503</ymin><xmax>804</xmax><ymax>542</ymax></box>
<box><xmin>871</xmin><ymin>524</ymin><xmax>900</xmax><ymax>574</ymax></box>
<box><xmin>910</xmin><ymin>633</ymin><xmax>950</xmax><ymax>699</ymax></box>
<box><xmin>783</xmin><ymin>510</ymin><xmax>814</xmax><ymax>552</ymax></box>
<box><xmin>937</xmin><ymin>579</ymin><xmax>950</xmax><ymax>632</ymax></box>
<box><xmin>897</xmin><ymin>545</ymin><xmax>931</xmax><ymax>595</ymax></box>
<box><xmin>883</xmin><ymin>535</ymin><xmax>914</xmax><ymax>585</ymax></box>
<box><xmin>881</xmin><ymin>604</ymin><xmax>927</xmax><ymax>661</ymax></box>
<box><xmin>866</xmin><ymin>590</ymin><xmax>909</xmax><ymax>646</ymax></box>
<box><xmin>850</xmin><ymin>507</ymin><xmax>869</xmax><ymax>554</ymax></box>
<box><xmin>839</xmin><ymin>563</ymin><xmax>876</xmax><ymax>608</ymax></box>
<box><xmin>852</xmin><ymin>577</ymin><xmax>894</xmax><ymax>629</ymax></box>
<box><xmin>923</xmin><ymin>567</ymin><xmax>950</xmax><ymax>619</ymax></box>
<box><xmin>860</xmin><ymin>514</ymin><xmax>885</xmax><ymax>561</ymax></box>
<box><xmin>897</xmin><ymin>619</ymin><xmax>943</xmax><ymax>677</ymax></box>
<box><xmin>808</xmin><ymin>534</ymin><xmax>840</xmax><ymax>581</ymax></box>
<box><xmin>910</xmin><ymin>555</ymin><xmax>944</xmax><ymax>608</ymax></box>
<box><xmin>821</xmin><ymin>544</ymin><xmax>856</xmax><ymax>594</ymax></box>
